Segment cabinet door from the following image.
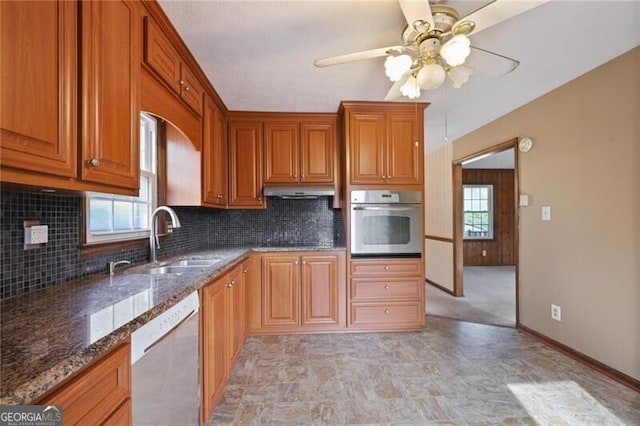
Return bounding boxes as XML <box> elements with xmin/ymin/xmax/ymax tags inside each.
<box><xmin>300</xmin><ymin>121</ymin><xmax>335</xmax><ymax>183</ymax></box>
<box><xmin>386</xmin><ymin>112</ymin><xmax>422</xmax><ymax>185</ymax></box>
<box><xmin>349</xmin><ymin>111</ymin><xmax>385</xmax><ymax>184</ymax></box>
<box><xmin>245</xmin><ymin>255</ymin><xmax>262</xmax><ymax>333</ymax></box>
<box><xmin>201</xmin><ymin>278</ymin><xmax>229</xmax><ymax>421</ymax></box>
<box><xmin>229</xmin><ymin>121</ymin><xmax>264</xmax><ymax>207</ymax></box>
<box><xmin>264</xmin><ymin>122</ymin><xmax>299</xmax><ymax>183</ymax></box>
<box><xmin>143</xmin><ymin>16</ymin><xmax>181</xmax><ymax>95</ymax></box>
<box><xmin>301</xmin><ymin>255</ymin><xmax>340</xmax><ymax>326</ymax></box>
<box><xmin>262</xmin><ymin>256</ymin><xmax>300</xmax><ymax>327</ymax></box>
<box><xmin>227</xmin><ymin>266</ymin><xmax>245</xmax><ymax>362</ymax></box>
<box><xmin>39</xmin><ymin>344</ymin><xmax>131</xmax><ymax>425</ymax></box>
<box><xmin>0</xmin><ymin>0</ymin><xmax>77</xmax><ymax>178</ymax></box>
<box><xmin>203</xmin><ymin>99</ymin><xmax>227</xmax><ymax>206</ymax></box>
<box><xmin>179</xmin><ymin>63</ymin><xmax>204</xmax><ymax>116</ymax></box>
<box><xmin>80</xmin><ymin>0</ymin><xmax>140</xmax><ymax>190</ymax></box>
<box><xmin>103</xmin><ymin>399</ymin><xmax>132</xmax><ymax>426</ymax></box>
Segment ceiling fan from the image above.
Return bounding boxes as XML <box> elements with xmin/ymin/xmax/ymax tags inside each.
<box><xmin>314</xmin><ymin>0</ymin><xmax>548</xmax><ymax>100</ymax></box>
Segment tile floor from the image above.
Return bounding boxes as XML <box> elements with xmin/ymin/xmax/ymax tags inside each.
<box><xmin>427</xmin><ymin>266</ymin><xmax>516</xmax><ymax>327</ymax></box>
<box><xmin>209</xmin><ymin>317</ymin><xmax>639</xmax><ymax>425</ymax></box>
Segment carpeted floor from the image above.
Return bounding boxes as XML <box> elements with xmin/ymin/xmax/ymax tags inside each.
<box><xmin>426</xmin><ymin>265</ymin><xmax>516</xmax><ymax>327</ymax></box>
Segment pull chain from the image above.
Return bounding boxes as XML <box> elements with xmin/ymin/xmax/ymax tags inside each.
<box><xmin>444</xmin><ymin>80</ymin><xmax>449</xmax><ymax>143</ymax></box>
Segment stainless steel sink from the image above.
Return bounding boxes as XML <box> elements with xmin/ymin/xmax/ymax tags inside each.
<box><xmin>170</xmin><ymin>259</ymin><xmax>222</xmax><ymax>267</ymax></box>
<box><xmin>145</xmin><ymin>258</ymin><xmax>223</xmax><ymax>274</ymax></box>
<box><xmin>146</xmin><ymin>265</ymin><xmax>207</xmax><ymax>275</ymax></box>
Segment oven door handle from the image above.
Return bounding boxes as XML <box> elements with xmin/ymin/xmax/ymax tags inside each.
<box><xmin>352</xmin><ymin>206</ymin><xmax>420</xmax><ymax>211</ymax></box>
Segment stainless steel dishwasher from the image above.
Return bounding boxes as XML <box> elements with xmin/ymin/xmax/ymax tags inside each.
<box><xmin>131</xmin><ymin>291</ymin><xmax>199</xmax><ymax>425</ymax></box>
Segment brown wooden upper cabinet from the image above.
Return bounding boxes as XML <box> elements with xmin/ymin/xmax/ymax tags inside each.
<box><xmin>81</xmin><ymin>0</ymin><xmax>141</xmax><ymax>190</ymax></box>
<box><xmin>342</xmin><ymin>102</ymin><xmax>427</xmax><ymax>187</ymax></box>
<box><xmin>143</xmin><ymin>16</ymin><xmax>204</xmax><ymax>116</ymax></box>
<box><xmin>228</xmin><ymin>120</ymin><xmax>265</xmax><ymax>208</ymax></box>
<box><xmin>202</xmin><ymin>97</ymin><xmax>228</xmax><ymax>206</ymax></box>
<box><xmin>0</xmin><ymin>0</ymin><xmax>77</xmax><ymax>179</ymax></box>
<box><xmin>263</xmin><ymin>118</ymin><xmax>336</xmax><ymax>184</ymax></box>
<box><xmin>0</xmin><ymin>0</ymin><xmax>141</xmax><ymax>195</ymax></box>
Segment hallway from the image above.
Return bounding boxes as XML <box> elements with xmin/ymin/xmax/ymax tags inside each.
<box><xmin>426</xmin><ymin>266</ymin><xmax>516</xmax><ymax>327</ymax></box>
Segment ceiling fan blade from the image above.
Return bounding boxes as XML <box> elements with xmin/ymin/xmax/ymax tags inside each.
<box><xmin>384</xmin><ymin>72</ymin><xmax>411</xmax><ymax>101</ymax></box>
<box><xmin>467</xmin><ymin>46</ymin><xmax>520</xmax><ymax>76</ymax></box>
<box><xmin>463</xmin><ymin>0</ymin><xmax>551</xmax><ymax>34</ymax></box>
<box><xmin>398</xmin><ymin>0</ymin><xmax>434</xmax><ymax>34</ymax></box>
<box><xmin>313</xmin><ymin>46</ymin><xmax>405</xmax><ymax>68</ymax></box>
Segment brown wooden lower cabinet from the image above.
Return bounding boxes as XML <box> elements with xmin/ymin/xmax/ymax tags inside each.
<box><xmin>348</xmin><ymin>258</ymin><xmax>425</xmax><ymax>331</ymax></box>
<box><xmin>103</xmin><ymin>399</ymin><xmax>132</xmax><ymax>426</ymax></box>
<box><xmin>350</xmin><ymin>301</ymin><xmax>423</xmax><ymax>327</ymax></box>
<box><xmin>200</xmin><ymin>258</ymin><xmax>253</xmax><ymax>422</ymax></box>
<box><xmin>256</xmin><ymin>251</ymin><xmax>346</xmax><ymax>334</ymax></box>
<box><xmin>200</xmin><ymin>270</ymin><xmax>230</xmax><ymax>422</ymax></box>
<box><xmin>38</xmin><ymin>343</ymin><xmax>131</xmax><ymax>426</ymax></box>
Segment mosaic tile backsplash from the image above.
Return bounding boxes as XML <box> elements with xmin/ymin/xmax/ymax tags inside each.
<box><xmin>0</xmin><ymin>189</ymin><xmax>344</xmax><ymax>300</ymax></box>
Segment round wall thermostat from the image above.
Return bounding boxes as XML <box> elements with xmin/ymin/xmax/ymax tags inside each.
<box><xmin>518</xmin><ymin>137</ymin><xmax>533</xmax><ymax>152</ymax></box>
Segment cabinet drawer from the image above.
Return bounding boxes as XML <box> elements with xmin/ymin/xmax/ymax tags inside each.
<box><xmin>350</xmin><ymin>259</ymin><xmax>422</xmax><ymax>276</ymax></box>
<box><xmin>40</xmin><ymin>343</ymin><xmax>131</xmax><ymax>425</ymax></box>
<box><xmin>350</xmin><ymin>301</ymin><xmax>422</xmax><ymax>326</ymax></box>
<box><xmin>351</xmin><ymin>277</ymin><xmax>422</xmax><ymax>300</ymax></box>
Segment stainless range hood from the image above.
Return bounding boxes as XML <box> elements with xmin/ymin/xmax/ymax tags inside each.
<box><xmin>263</xmin><ymin>185</ymin><xmax>335</xmax><ymax>199</ymax></box>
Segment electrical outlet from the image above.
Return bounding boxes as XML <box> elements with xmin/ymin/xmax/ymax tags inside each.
<box><xmin>542</xmin><ymin>205</ymin><xmax>552</xmax><ymax>221</ymax></box>
<box><xmin>24</xmin><ymin>220</ymin><xmax>48</xmax><ymax>250</ymax></box>
<box><xmin>551</xmin><ymin>304</ymin><xmax>562</xmax><ymax>321</ymax></box>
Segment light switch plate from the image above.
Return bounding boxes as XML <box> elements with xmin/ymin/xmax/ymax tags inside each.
<box><xmin>519</xmin><ymin>194</ymin><xmax>529</xmax><ymax>207</ymax></box>
<box><xmin>541</xmin><ymin>205</ymin><xmax>551</xmax><ymax>221</ymax></box>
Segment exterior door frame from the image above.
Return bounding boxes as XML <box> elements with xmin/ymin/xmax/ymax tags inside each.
<box><xmin>452</xmin><ymin>138</ymin><xmax>520</xmax><ymax>326</ymax></box>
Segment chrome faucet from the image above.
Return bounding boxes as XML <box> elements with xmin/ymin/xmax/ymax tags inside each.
<box><xmin>109</xmin><ymin>260</ymin><xmax>131</xmax><ymax>276</ymax></box>
<box><xmin>150</xmin><ymin>206</ymin><xmax>182</xmax><ymax>263</ymax></box>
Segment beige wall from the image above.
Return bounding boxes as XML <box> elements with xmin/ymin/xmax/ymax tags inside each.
<box><xmin>428</xmin><ymin>47</ymin><xmax>639</xmax><ymax>379</ymax></box>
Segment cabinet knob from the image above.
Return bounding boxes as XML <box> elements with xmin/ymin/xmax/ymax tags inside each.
<box><xmin>88</xmin><ymin>158</ymin><xmax>100</xmax><ymax>167</ymax></box>
<box><xmin>243</xmin><ymin>268</ymin><xmax>248</xmax><ymax>273</ymax></box>
<box><xmin>302</xmin><ymin>260</ymin><xmax>306</xmax><ymax>265</ymax></box>
<box><xmin>226</xmin><ymin>282</ymin><xmax>233</xmax><ymax>288</ymax></box>
<box><xmin>301</xmin><ymin>174</ymin><xmax>305</xmax><ymax>179</ymax></box>
<box><xmin>294</xmin><ymin>260</ymin><xmax>299</xmax><ymax>265</ymax></box>
<box><xmin>184</xmin><ymin>86</ymin><xmax>190</xmax><ymax>92</ymax></box>
<box><xmin>384</xmin><ymin>265</ymin><xmax>389</xmax><ymax>271</ymax></box>
<box><xmin>258</xmin><ymin>196</ymin><xmax>262</xmax><ymax>201</ymax></box>
<box><xmin>231</xmin><ymin>279</ymin><xmax>235</xmax><ymax>285</ymax></box>
<box><xmin>384</xmin><ymin>309</ymin><xmax>390</xmax><ymax>315</ymax></box>
<box><xmin>385</xmin><ymin>285</ymin><xmax>390</xmax><ymax>290</ymax></box>
<box><xmin>294</xmin><ymin>174</ymin><xmax>297</xmax><ymax>178</ymax></box>
<box><xmin>387</xmin><ymin>176</ymin><xmax>391</xmax><ymax>180</ymax></box>
<box><xmin>179</xmin><ymin>80</ymin><xmax>185</xmax><ymax>85</ymax></box>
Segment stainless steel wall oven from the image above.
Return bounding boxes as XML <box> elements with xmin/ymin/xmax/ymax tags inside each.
<box><xmin>350</xmin><ymin>190</ymin><xmax>422</xmax><ymax>257</ymax></box>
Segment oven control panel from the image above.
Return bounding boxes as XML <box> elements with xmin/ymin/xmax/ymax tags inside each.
<box><xmin>351</xmin><ymin>190</ymin><xmax>420</xmax><ymax>204</ymax></box>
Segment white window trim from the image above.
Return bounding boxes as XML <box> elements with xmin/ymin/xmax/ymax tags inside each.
<box><xmin>463</xmin><ymin>184</ymin><xmax>494</xmax><ymax>240</ymax></box>
<box><xmin>85</xmin><ymin>113</ymin><xmax>157</xmax><ymax>244</ymax></box>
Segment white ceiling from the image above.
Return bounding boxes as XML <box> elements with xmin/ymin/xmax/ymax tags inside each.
<box><xmin>159</xmin><ymin>1</ymin><xmax>640</xmax><ymax>152</ymax></box>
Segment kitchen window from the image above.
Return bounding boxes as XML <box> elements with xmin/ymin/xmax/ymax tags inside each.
<box><xmin>463</xmin><ymin>184</ymin><xmax>494</xmax><ymax>240</ymax></box>
<box><xmin>85</xmin><ymin>114</ymin><xmax>158</xmax><ymax>243</ymax></box>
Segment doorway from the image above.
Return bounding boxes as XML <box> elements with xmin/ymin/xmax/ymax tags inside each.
<box><xmin>426</xmin><ymin>139</ymin><xmax>519</xmax><ymax>327</ymax></box>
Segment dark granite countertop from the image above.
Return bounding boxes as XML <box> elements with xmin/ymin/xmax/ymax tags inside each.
<box><xmin>0</xmin><ymin>245</ymin><xmax>345</xmax><ymax>405</ymax></box>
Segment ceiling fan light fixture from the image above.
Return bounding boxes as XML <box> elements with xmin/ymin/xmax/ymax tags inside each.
<box><xmin>400</xmin><ymin>74</ymin><xmax>421</xmax><ymax>99</ymax></box>
<box><xmin>440</xmin><ymin>34</ymin><xmax>471</xmax><ymax>67</ymax></box>
<box><xmin>384</xmin><ymin>54</ymin><xmax>413</xmax><ymax>82</ymax></box>
<box><xmin>417</xmin><ymin>63</ymin><xmax>446</xmax><ymax>90</ymax></box>
<box><xmin>447</xmin><ymin>65</ymin><xmax>473</xmax><ymax>88</ymax></box>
